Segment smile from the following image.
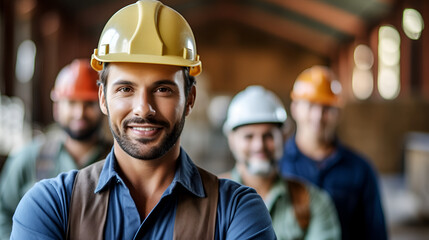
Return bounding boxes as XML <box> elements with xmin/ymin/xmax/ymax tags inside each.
<box><xmin>132</xmin><ymin>127</ymin><xmax>157</xmax><ymax>131</ymax></box>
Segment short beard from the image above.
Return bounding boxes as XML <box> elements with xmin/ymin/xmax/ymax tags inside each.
<box><xmin>61</xmin><ymin>119</ymin><xmax>102</xmax><ymax>141</ymax></box>
<box><xmin>109</xmin><ymin>109</ymin><xmax>186</xmax><ymax>161</ymax></box>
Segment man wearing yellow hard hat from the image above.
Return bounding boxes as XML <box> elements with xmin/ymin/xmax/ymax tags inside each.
<box><xmin>11</xmin><ymin>1</ymin><xmax>276</xmax><ymax>239</ymax></box>
<box><xmin>280</xmin><ymin>66</ymin><xmax>387</xmax><ymax>240</ymax></box>
<box><xmin>0</xmin><ymin>59</ymin><xmax>111</xmax><ymax>239</ymax></box>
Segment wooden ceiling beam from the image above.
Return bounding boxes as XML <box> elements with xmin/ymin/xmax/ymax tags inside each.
<box><xmin>265</xmin><ymin>0</ymin><xmax>366</xmax><ymax>37</ymax></box>
<box><xmin>185</xmin><ymin>2</ymin><xmax>339</xmax><ymax>57</ymax></box>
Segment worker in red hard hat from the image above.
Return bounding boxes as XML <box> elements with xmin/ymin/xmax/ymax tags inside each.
<box><xmin>0</xmin><ymin>59</ymin><xmax>111</xmax><ymax>239</ymax></box>
<box><xmin>50</xmin><ymin>59</ymin><xmax>104</xmax><ymax>141</ymax></box>
<box><xmin>280</xmin><ymin>65</ymin><xmax>387</xmax><ymax>240</ymax></box>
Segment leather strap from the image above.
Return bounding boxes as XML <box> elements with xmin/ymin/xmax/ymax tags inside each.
<box><xmin>173</xmin><ymin>167</ymin><xmax>219</xmax><ymax>240</ymax></box>
<box><xmin>287</xmin><ymin>178</ymin><xmax>311</xmax><ymax>232</ymax></box>
<box><xmin>66</xmin><ymin>162</ymin><xmax>218</xmax><ymax>240</ymax></box>
<box><xmin>66</xmin><ymin>160</ymin><xmax>108</xmax><ymax>240</ymax></box>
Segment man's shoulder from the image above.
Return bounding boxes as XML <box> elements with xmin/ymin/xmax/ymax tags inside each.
<box><xmin>216</xmin><ymin>178</ymin><xmax>277</xmax><ymax>239</ymax></box>
<box><xmin>7</xmin><ymin>137</ymin><xmax>44</xmax><ymax>160</ymax></box>
<box><xmin>0</xmin><ymin>138</ymin><xmax>46</xmax><ymax>178</ymax></box>
<box><xmin>338</xmin><ymin>144</ymin><xmax>376</xmax><ymax>170</ymax></box>
<box><xmin>217</xmin><ymin>177</ymin><xmax>262</xmax><ymax>204</ymax></box>
<box><xmin>26</xmin><ymin>170</ymin><xmax>78</xmax><ymax>199</ymax></box>
<box><xmin>11</xmin><ymin>170</ymin><xmax>78</xmax><ymax>238</ymax></box>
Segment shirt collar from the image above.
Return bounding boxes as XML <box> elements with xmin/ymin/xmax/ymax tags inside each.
<box><xmin>264</xmin><ymin>178</ymin><xmax>286</xmax><ymax>211</ymax></box>
<box><xmin>287</xmin><ymin>135</ymin><xmax>345</xmax><ymax>169</ymax></box>
<box><xmin>230</xmin><ymin>167</ymin><xmax>285</xmax><ymax>211</ymax></box>
<box><xmin>168</xmin><ymin>148</ymin><xmax>205</xmax><ymax>198</ymax></box>
<box><xmin>94</xmin><ymin>147</ymin><xmax>205</xmax><ymax>198</ymax></box>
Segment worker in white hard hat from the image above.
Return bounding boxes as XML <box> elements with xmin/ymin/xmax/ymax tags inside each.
<box><xmin>11</xmin><ymin>1</ymin><xmax>276</xmax><ymax>239</ymax></box>
<box><xmin>221</xmin><ymin>85</ymin><xmax>341</xmax><ymax>240</ymax></box>
<box><xmin>280</xmin><ymin>66</ymin><xmax>387</xmax><ymax>240</ymax></box>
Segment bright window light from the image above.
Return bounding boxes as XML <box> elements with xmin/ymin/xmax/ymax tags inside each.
<box><xmin>403</xmin><ymin>8</ymin><xmax>424</xmax><ymax>40</ymax></box>
<box><xmin>352</xmin><ymin>44</ymin><xmax>374</xmax><ymax>100</ymax></box>
<box><xmin>378</xmin><ymin>67</ymin><xmax>400</xmax><ymax>99</ymax></box>
<box><xmin>378</xmin><ymin>26</ymin><xmax>400</xmax><ymax>100</ymax></box>
<box><xmin>353</xmin><ymin>68</ymin><xmax>374</xmax><ymax>100</ymax></box>
<box><xmin>15</xmin><ymin>40</ymin><xmax>36</xmax><ymax>83</ymax></box>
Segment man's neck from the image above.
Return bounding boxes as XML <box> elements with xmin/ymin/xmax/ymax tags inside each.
<box><xmin>295</xmin><ymin>132</ymin><xmax>335</xmax><ymax>161</ymax></box>
<box><xmin>238</xmin><ymin>165</ymin><xmax>276</xmax><ymax>201</ymax></box>
<box><xmin>113</xmin><ymin>143</ymin><xmax>179</xmax><ymax>220</ymax></box>
<box><xmin>64</xmin><ymin>135</ymin><xmax>99</xmax><ymax>167</ymax></box>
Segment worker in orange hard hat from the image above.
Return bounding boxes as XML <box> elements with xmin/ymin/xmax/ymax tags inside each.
<box><xmin>11</xmin><ymin>1</ymin><xmax>276</xmax><ymax>239</ymax></box>
<box><xmin>280</xmin><ymin>65</ymin><xmax>388</xmax><ymax>240</ymax></box>
<box><xmin>0</xmin><ymin>59</ymin><xmax>112</xmax><ymax>239</ymax></box>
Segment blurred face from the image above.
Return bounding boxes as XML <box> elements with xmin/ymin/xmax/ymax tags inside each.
<box><xmin>54</xmin><ymin>99</ymin><xmax>103</xmax><ymax>141</ymax></box>
<box><xmin>291</xmin><ymin>100</ymin><xmax>340</xmax><ymax>144</ymax></box>
<box><xmin>228</xmin><ymin>123</ymin><xmax>284</xmax><ymax>177</ymax></box>
<box><xmin>99</xmin><ymin>62</ymin><xmax>195</xmax><ymax>160</ymax></box>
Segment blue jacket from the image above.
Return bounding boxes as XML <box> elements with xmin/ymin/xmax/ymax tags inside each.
<box><xmin>279</xmin><ymin>136</ymin><xmax>387</xmax><ymax>240</ymax></box>
<box><xmin>11</xmin><ymin>148</ymin><xmax>276</xmax><ymax>239</ymax></box>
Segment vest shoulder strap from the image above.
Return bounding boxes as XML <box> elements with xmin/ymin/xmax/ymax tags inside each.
<box><xmin>66</xmin><ymin>160</ymin><xmax>108</xmax><ymax>240</ymax></box>
<box><xmin>286</xmin><ymin>178</ymin><xmax>311</xmax><ymax>232</ymax></box>
<box><xmin>173</xmin><ymin>167</ymin><xmax>219</xmax><ymax>240</ymax></box>
<box><xmin>66</xmin><ymin>163</ymin><xmax>219</xmax><ymax>240</ymax></box>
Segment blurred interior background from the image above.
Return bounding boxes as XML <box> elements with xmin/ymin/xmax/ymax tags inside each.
<box><xmin>1</xmin><ymin>0</ymin><xmax>429</xmax><ymax>239</ymax></box>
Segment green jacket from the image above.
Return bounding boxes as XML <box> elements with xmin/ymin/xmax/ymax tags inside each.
<box><xmin>230</xmin><ymin>168</ymin><xmax>341</xmax><ymax>240</ymax></box>
<box><xmin>0</xmin><ymin>132</ymin><xmax>111</xmax><ymax>240</ymax></box>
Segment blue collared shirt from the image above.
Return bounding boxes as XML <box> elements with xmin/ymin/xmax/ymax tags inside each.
<box><xmin>11</xmin><ymin>148</ymin><xmax>276</xmax><ymax>239</ymax></box>
<box><xmin>279</xmin><ymin>136</ymin><xmax>387</xmax><ymax>240</ymax></box>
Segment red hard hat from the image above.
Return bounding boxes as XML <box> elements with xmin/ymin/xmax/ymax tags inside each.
<box><xmin>51</xmin><ymin>59</ymin><xmax>99</xmax><ymax>101</ymax></box>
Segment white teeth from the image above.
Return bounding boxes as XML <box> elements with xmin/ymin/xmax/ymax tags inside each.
<box><xmin>132</xmin><ymin>127</ymin><xmax>156</xmax><ymax>131</ymax></box>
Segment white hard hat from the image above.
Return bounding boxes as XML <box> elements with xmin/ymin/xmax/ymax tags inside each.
<box><xmin>223</xmin><ymin>85</ymin><xmax>287</xmax><ymax>135</ymax></box>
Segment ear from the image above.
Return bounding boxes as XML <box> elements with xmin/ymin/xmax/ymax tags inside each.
<box><xmin>185</xmin><ymin>85</ymin><xmax>196</xmax><ymax>116</ymax></box>
<box><xmin>99</xmin><ymin>84</ymin><xmax>108</xmax><ymax>115</ymax></box>
<box><xmin>227</xmin><ymin>133</ymin><xmax>236</xmax><ymax>151</ymax></box>
<box><xmin>290</xmin><ymin>101</ymin><xmax>297</xmax><ymax>120</ymax></box>
<box><xmin>52</xmin><ymin>101</ymin><xmax>59</xmax><ymax>122</ymax></box>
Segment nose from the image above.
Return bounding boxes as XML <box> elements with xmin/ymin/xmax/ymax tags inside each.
<box><xmin>72</xmin><ymin>102</ymin><xmax>85</xmax><ymax>119</ymax></box>
<box><xmin>133</xmin><ymin>91</ymin><xmax>156</xmax><ymax>117</ymax></box>
<box><xmin>251</xmin><ymin>135</ymin><xmax>265</xmax><ymax>152</ymax></box>
<box><xmin>311</xmin><ymin>104</ymin><xmax>331</xmax><ymax>122</ymax></box>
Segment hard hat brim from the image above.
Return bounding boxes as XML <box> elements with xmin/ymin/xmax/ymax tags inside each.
<box><xmin>92</xmin><ymin>52</ymin><xmax>202</xmax><ymax>76</ymax></box>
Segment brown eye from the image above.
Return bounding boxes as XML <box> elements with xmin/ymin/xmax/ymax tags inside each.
<box><xmin>118</xmin><ymin>87</ymin><xmax>132</xmax><ymax>93</ymax></box>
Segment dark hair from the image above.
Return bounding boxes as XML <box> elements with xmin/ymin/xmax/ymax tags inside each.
<box><xmin>98</xmin><ymin>63</ymin><xmax>195</xmax><ymax>97</ymax></box>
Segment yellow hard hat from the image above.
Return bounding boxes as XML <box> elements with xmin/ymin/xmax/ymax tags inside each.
<box><xmin>291</xmin><ymin>66</ymin><xmax>342</xmax><ymax>106</ymax></box>
<box><xmin>90</xmin><ymin>0</ymin><xmax>202</xmax><ymax>76</ymax></box>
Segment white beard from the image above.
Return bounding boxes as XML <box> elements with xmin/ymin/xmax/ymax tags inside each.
<box><xmin>247</xmin><ymin>159</ymin><xmax>274</xmax><ymax>177</ymax></box>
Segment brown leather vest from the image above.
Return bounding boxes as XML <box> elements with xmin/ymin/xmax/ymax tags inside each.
<box><xmin>66</xmin><ymin>160</ymin><xmax>219</xmax><ymax>240</ymax></box>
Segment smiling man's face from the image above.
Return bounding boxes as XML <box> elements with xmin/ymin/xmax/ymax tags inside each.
<box><xmin>99</xmin><ymin>62</ymin><xmax>195</xmax><ymax>160</ymax></box>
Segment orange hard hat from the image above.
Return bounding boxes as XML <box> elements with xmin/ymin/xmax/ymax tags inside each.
<box><xmin>291</xmin><ymin>65</ymin><xmax>342</xmax><ymax>106</ymax></box>
<box><xmin>51</xmin><ymin>59</ymin><xmax>99</xmax><ymax>101</ymax></box>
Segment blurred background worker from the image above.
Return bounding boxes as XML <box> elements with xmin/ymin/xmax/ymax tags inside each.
<box><xmin>0</xmin><ymin>59</ymin><xmax>111</xmax><ymax>239</ymax></box>
<box><xmin>221</xmin><ymin>85</ymin><xmax>341</xmax><ymax>240</ymax></box>
<box><xmin>280</xmin><ymin>66</ymin><xmax>387</xmax><ymax>240</ymax></box>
